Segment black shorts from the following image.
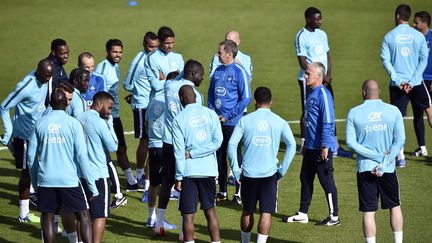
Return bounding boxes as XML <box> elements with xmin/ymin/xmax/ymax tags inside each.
<box><xmin>178</xmin><ymin>177</ymin><xmax>216</xmax><ymax>214</ymax></box>
<box><xmin>133</xmin><ymin>108</ymin><xmax>148</xmax><ymax>139</ymax></box>
<box><xmin>390</xmin><ymin>83</ymin><xmax>432</xmax><ymax>116</ymax></box>
<box><xmin>12</xmin><ymin>138</ymin><xmax>28</xmax><ymax>169</ymax></box>
<box><xmin>162</xmin><ymin>142</ymin><xmax>176</xmax><ymax>185</ymax></box>
<box><xmin>357</xmin><ymin>171</ymin><xmax>400</xmax><ymax>212</ymax></box>
<box><xmin>37</xmin><ymin>185</ymin><xmax>88</xmax><ymax>214</ymax></box>
<box><xmin>149</xmin><ymin>147</ymin><xmax>163</xmax><ymax>186</ymax></box>
<box><xmin>241</xmin><ymin>174</ymin><xmax>278</xmax><ymax>214</ymax></box>
<box><xmin>113</xmin><ymin>117</ymin><xmax>126</xmax><ymax>147</ymax></box>
<box><xmin>298</xmin><ymin>80</ymin><xmax>334</xmax><ymax>112</ymax></box>
<box><xmin>82</xmin><ymin>178</ymin><xmax>110</xmax><ymax>219</ymax></box>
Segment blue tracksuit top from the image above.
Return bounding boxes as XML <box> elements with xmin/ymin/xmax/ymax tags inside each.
<box><xmin>144</xmin><ymin>49</ymin><xmax>184</xmax><ymax>100</ymax></box>
<box><xmin>27</xmin><ymin>110</ymin><xmax>98</xmax><ymax>196</ymax></box>
<box><xmin>423</xmin><ymin>29</ymin><xmax>432</xmax><ymax>81</ymax></box>
<box><xmin>123</xmin><ymin>50</ymin><xmax>151</xmax><ymax>109</ymax></box>
<box><xmin>146</xmin><ymin>91</ymin><xmax>166</xmax><ymax>149</ymax></box>
<box><xmin>77</xmin><ymin>110</ymin><xmax>118</xmax><ymax>180</ymax></box>
<box><xmin>228</xmin><ymin>108</ymin><xmax>296</xmax><ymax>180</ymax></box>
<box><xmin>81</xmin><ymin>72</ymin><xmax>107</xmax><ymax>109</ymax></box>
<box><xmin>346</xmin><ymin>99</ymin><xmax>405</xmax><ymax>173</ymax></box>
<box><xmin>381</xmin><ymin>23</ymin><xmax>428</xmax><ymax>87</ymax></box>
<box><xmin>163</xmin><ymin>78</ymin><xmax>203</xmax><ymax>144</ymax></box>
<box><xmin>304</xmin><ymin>84</ymin><xmax>336</xmax><ymax>151</ymax></box>
<box><xmin>1</xmin><ymin>71</ymin><xmax>47</xmax><ymax>144</ymax></box>
<box><xmin>208</xmin><ymin>62</ymin><xmax>251</xmax><ymax>126</ymax></box>
<box><xmin>95</xmin><ymin>59</ymin><xmax>121</xmax><ymax>118</ymax></box>
<box><xmin>172</xmin><ymin>103</ymin><xmax>223</xmax><ymax>180</ymax></box>
<box><xmin>209</xmin><ymin>50</ymin><xmax>253</xmax><ymax>80</ymax></box>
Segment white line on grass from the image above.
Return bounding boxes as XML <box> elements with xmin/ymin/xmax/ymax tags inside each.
<box><xmin>0</xmin><ymin>116</ymin><xmax>420</xmax><ymax>152</ymax></box>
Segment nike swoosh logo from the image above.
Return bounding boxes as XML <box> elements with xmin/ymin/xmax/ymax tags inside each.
<box><xmin>292</xmin><ymin>218</ymin><xmax>306</xmax><ymax>221</ymax></box>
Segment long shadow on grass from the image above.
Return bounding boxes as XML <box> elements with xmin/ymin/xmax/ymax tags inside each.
<box><xmin>0</xmin><ymin>158</ymin><xmax>16</xmax><ymax>167</ymax></box>
<box><xmin>0</xmin><ymin>185</ymin><xmax>19</xmax><ymax>206</ymax></box>
<box><xmin>193</xmin><ymin>222</ymin><xmax>302</xmax><ymax>242</ymax></box>
<box><xmin>0</xmin><ymin>215</ymin><xmax>40</xmax><ymax>241</ymax></box>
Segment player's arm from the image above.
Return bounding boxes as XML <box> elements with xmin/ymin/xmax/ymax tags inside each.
<box><xmin>345</xmin><ymin>111</ymin><xmax>385</xmax><ymax>162</ymax></box>
<box><xmin>209</xmin><ymin>54</ymin><xmax>220</xmax><ymax>80</ymax></box>
<box><xmin>188</xmin><ymin>111</ymin><xmax>223</xmax><ymax>158</ymax></box>
<box><xmin>207</xmin><ymin>77</ymin><xmax>216</xmax><ymax>110</ymax></box>
<box><xmin>319</xmin><ymin>91</ymin><xmax>335</xmax><ymax>150</ymax></box>
<box><xmin>409</xmin><ymin>38</ymin><xmax>429</xmax><ymax>87</ymax></box>
<box><xmin>144</xmin><ymin>55</ymin><xmax>165</xmax><ymax>93</ymax></box>
<box><xmin>172</xmin><ymin>118</ymin><xmax>186</xmax><ymax>181</ymax></box>
<box><xmin>324</xmin><ymin>52</ymin><xmax>332</xmax><ymax>85</ymax></box>
<box><xmin>99</xmin><ymin>116</ymin><xmax>118</xmax><ymax>152</ymax></box>
<box><xmin>122</xmin><ymin>56</ymin><xmax>138</xmax><ymax>92</ymax></box>
<box><xmin>221</xmin><ymin>70</ymin><xmax>252</xmax><ymax>120</ymax></box>
<box><xmin>383</xmin><ymin>111</ymin><xmax>406</xmax><ymax>167</ymax></box>
<box><xmin>297</xmin><ymin>56</ymin><xmax>308</xmax><ymax>71</ymax></box>
<box><xmin>0</xmin><ymin>83</ymin><xmax>28</xmax><ymax>145</ymax></box>
<box><xmin>227</xmin><ymin>120</ymin><xmax>244</xmax><ymax>181</ymax></box>
<box><xmin>27</xmin><ymin>128</ymin><xmax>39</xmax><ymax>190</ymax></box>
<box><xmin>74</xmin><ymin>124</ymin><xmax>99</xmax><ymax>197</ymax></box>
<box><xmin>277</xmin><ymin>122</ymin><xmax>296</xmax><ymax>179</ymax></box>
<box><xmin>381</xmin><ymin>36</ymin><xmax>403</xmax><ymax>86</ymax></box>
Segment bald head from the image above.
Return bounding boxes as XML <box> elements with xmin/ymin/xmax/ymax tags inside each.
<box><xmin>362</xmin><ymin>79</ymin><xmax>381</xmax><ymax>100</ymax></box>
<box><xmin>225</xmin><ymin>30</ymin><xmax>240</xmax><ymax>46</ymax></box>
<box><xmin>179</xmin><ymin>85</ymin><xmax>196</xmax><ymax>107</ymax></box>
<box><xmin>35</xmin><ymin>59</ymin><xmax>53</xmax><ymax>84</ymax></box>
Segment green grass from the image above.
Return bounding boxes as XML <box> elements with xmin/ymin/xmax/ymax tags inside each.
<box><xmin>1</xmin><ymin>0</ymin><xmax>432</xmax><ymax>242</ymax></box>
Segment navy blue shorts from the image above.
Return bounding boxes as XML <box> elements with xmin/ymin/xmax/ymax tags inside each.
<box><xmin>37</xmin><ymin>185</ymin><xmax>88</xmax><ymax>214</ymax></box>
<box><xmin>149</xmin><ymin>147</ymin><xmax>163</xmax><ymax>186</ymax></box>
<box><xmin>82</xmin><ymin>178</ymin><xmax>110</xmax><ymax>219</ymax></box>
<box><xmin>162</xmin><ymin>143</ymin><xmax>176</xmax><ymax>185</ymax></box>
<box><xmin>241</xmin><ymin>174</ymin><xmax>278</xmax><ymax>214</ymax></box>
<box><xmin>113</xmin><ymin>117</ymin><xmax>126</xmax><ymax>147</ymax></box>
<box><xmin>178</xmin><ymin>177</ymin><xmax>216</xmax><ymax>214</ymax></box>
<box><xmin>12</xmin><ymin>138</ymin><xmax>28</xmax><ymax>169</ymax></box>
<box><xmin>357</xmin><ymin>171</ymin><xmax>400</xmax><ymax>212</ymax></box>
<box><xmin>133</xmin><ymin>108</ymin><xmax>148</xmax><ymax>139</ymax></box>
<box><xmin>390</xmin><ymin>83</ymin><xmax>432</xmax><ymax>116</ymax></box>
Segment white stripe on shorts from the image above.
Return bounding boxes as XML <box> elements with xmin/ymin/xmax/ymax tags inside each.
<box><xmin>79</xmin><ymin>182</ymin><xmax>89</xmax><ymax>209</ymax></box>
<box><xmin>104</xmin><ymin>178</ymin><xmax>109</xmax><ymax>217</ymax></box>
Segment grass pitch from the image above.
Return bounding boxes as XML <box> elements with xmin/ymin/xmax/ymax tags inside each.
<box><xmin>1</xmin><ymin>0</ymin><xmax>432</xmax><ymax>242</ymax></box>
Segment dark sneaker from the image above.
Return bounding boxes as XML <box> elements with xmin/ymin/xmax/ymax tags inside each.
<box><xmin>334</xmin><ymin>147</ymin><xmax>353</xmax><ymax>158</ymax></box>
<box><xmin>315</xmin><ymin>216</ymin><xmax>340</xmax><ymax>226</ymax></box>
<box><xmin>216</xmin><ymin>192</ymin><xmax>227</xmax><ymax>202</ymax></box>
<box><xmin>126</xmin><ymin>182</ymin><xmax>144</xmax><ymax>192</ymax></box>
<box><xmin>232</xmin><ymin>194</ymin><xmax>242</xmax><ymax>205</ymax></box>
<box><xmin>282</xmin><ymin>212</ymin><xmax>309</xmax><ymax>223</ymax></box>
<box><xmin>396</xmin><ymin>159</ymin><xmax>406</xmax><ymax>168</ymax></box>
<box><xmin>110</xmin><ymin>196</ymin><xmax>127</xmax><ymax>209</ymax></box>
<box><xmin>170</xmin><ymin>190</ymin><xmax>179</xmax><ymax>200</ymax></box>
<box><xmin>413</xmin><ymin>148</ymin><xmax>428</xmax><ymax>157</ymax></box>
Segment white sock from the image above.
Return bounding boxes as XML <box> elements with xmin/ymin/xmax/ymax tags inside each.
<box><xmin>145</xmin><ymin>179</ymin><xmax>150</xmax><ymax>191</ymax></box>
<box><xmin>393</xmin><ymin>231</ymin><xmax>403</xmax><ymax>243</ymax></box>
<box><xmin>298</xmin><ymin>211</ymin><xmax>307</xmax><ymax>216</ymax></box>
<box><xmin>365</xmin><ymin>236</ymin><xmax>376</xmax><ymax>243</ymax></box>
<box><xmin>398</xmin><ymin>148</ymin><xmax>405</xmax><ymax>160</ymax></box>
<box><xmin>124</xmin><ymin>168</ymin><xmax>137</xmax><ymax>185</ymax></box>
<box><xmin>19</xmin><ymin>199</ymin><xmax>30</xmax><ymax>218</ymax></box>
<box><xmin>115</xmin><ymin>192</ymin><xmax>124</xmax><ymax>199</ymax></box>
<box><xmin>156</xmin><ymin>208</ymin><xmax>166</xmax><ymax>226</ymax></box>
<box><xmin>185</xmin><ymin>241</ymin><xmax>194</xmax><ymax>243</ymax></box>
<box><xmin>241</xmin><ymin>231</ymin><xmax>251</xmax><ymax>243</ymax></box>
<box><xmin>148</xmin><ymin>207</ymin><xmax>156</xmax><ymax>219</ymax></box>
<box><xmin>136</xmin><ymin>168</ymin><xmax>145</xmax><ymax>179</ymax></box>
<box><xmin>66</xmin><ymin>231</ymin><xmax>78</xmax><ymax>243</ymax></box>
<box><xmin>331</xmin><ymin>215</ymin><xmax>339</xmax><ymax>221</ymax></box>
<box><xmin>420</xmin><ymin>145</ymin><xmax>427</xmax><ymax>152</ymax></box>
<box><xmin>41</xmin><ymin>230</ymin><xmax>44</xmax><ymax>242</ymax></box>
<box><xmin>257</xmin><ymin>233</ymin><xmax>269</xmax><ymax>243</ymax></box>
<box><xmin>212</xmin><ymin>241</ymin><xmax>221</xmax><ymax>243</ymax></box>
<box><xmin>30</xmin><ymin>184</ymin><xmax>36</xmax><ymax>194</ymax></box>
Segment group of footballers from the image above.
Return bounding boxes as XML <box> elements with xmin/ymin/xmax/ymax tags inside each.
<box><xmin>1</xmin><ymin>3</ymin><xmax>432</xmax><ymax>243</ymax></box>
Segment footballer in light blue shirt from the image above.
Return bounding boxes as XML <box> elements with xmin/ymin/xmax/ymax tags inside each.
<box><xmin>144</xmin><ymin>26</ymin><xmax>184</xmax><ymax>101</ymax></box>
<box><xmin>228</xmin><ymin>86</ymin><xmax>296</xmax><ymax>243</ymax></box>
<box><xmin>67</xmin><ymin>68</ymin><xmax>90</xmax><ymax>118</ymax></box>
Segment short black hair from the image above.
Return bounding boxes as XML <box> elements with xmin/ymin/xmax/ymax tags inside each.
<box><xmin>396</xmin><ymin>4</ymin><xmax>411</xmax><ymax>21</ymax></box>
<box><xmin>51</xmin><ymin>38</ymin><xmax>67</xmax><ymax>51</ymax></box>
<box><xmin>93</xmin><ymin>91</ymin><xmax>114</xmax><ymax>104</ymax></box>
<box><xmin>415</xmin><ymin>11</ymin><xmax>431</xmax><ymax>26</ymax></box>
<box><xmin>106</xmin><ymin>39</ymin><xmax>123</xmax><ymax>52</ymax></box>
<box><xmin>57</xmin><ymin>82</ymin><xmax>74</xmax><ymax>93</ymax></box>
<box><xmin>143</xmin><ymin>31</ymin><xmax>158</xmax><ymax>45</ymax></box>
<box><xmin>50</xmin><ymin>88</ymin><xmax>68</xmax><ymax>110</ymax></box>
<box><xmin>305</xmin><ymin>7</ymin><xmax>321</xmax><ymax>19</ymax></box>
<box><xmin>69</xmin><ymin>68</ymin><xmax>90</xmax><ymax>86</ymax></box>
<box><xmin>184</xmin><ymin>59</ymin><xmax>203</xmax><ymax>75</ymax></box>
<box><xmin>78</xmin><ymin>52</ymin><xmax>94</xmax><ymax>67</ymax></box>
<box><xmin>166</xmin><ymin>71</ymin><xmax>180</xmax><ymax>80</ymax></box>
<box><xmin>254</xmin><ymin>87</ymin><xmax>272</xmax><ymax>104</ymax></box>
<box><xmin>158</xmin><ymin>26</ymin><xmax>175</xmax><ymax>42</ymax></box>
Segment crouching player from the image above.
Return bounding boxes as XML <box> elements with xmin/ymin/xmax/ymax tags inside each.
<box><xmin>27</xmin><ymin>88</ymin><xmax>98</xmax><ymax>243</ymax></box>
<box><xmin>77</xmin><ymin>91</ymin><xmax>118</xmax><ymax>243</ymax></box>
<box><xmin>173</xmin><ymin>85</ymin><xmax>223</xmax><ymax>243</ymax></box>
<box><xmin>228</xmin><ymin>87</ymin><xmax>296</xmax><ymax>243</ymax></box>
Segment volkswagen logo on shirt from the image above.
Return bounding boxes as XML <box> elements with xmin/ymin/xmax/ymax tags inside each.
<box><xmin>257</xmin><ymin>121</ymin><xmax>269</xmax><ymax>132</ymax></box>
<box><xmin>37</xmin><ymin>103</ymin><xmax>45</xmax><ymax>112</ymax></box>
<box><xmin>196</xmin><ymin>130</ymin><xmax>207</xmax><ymax>142</ymax></box>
